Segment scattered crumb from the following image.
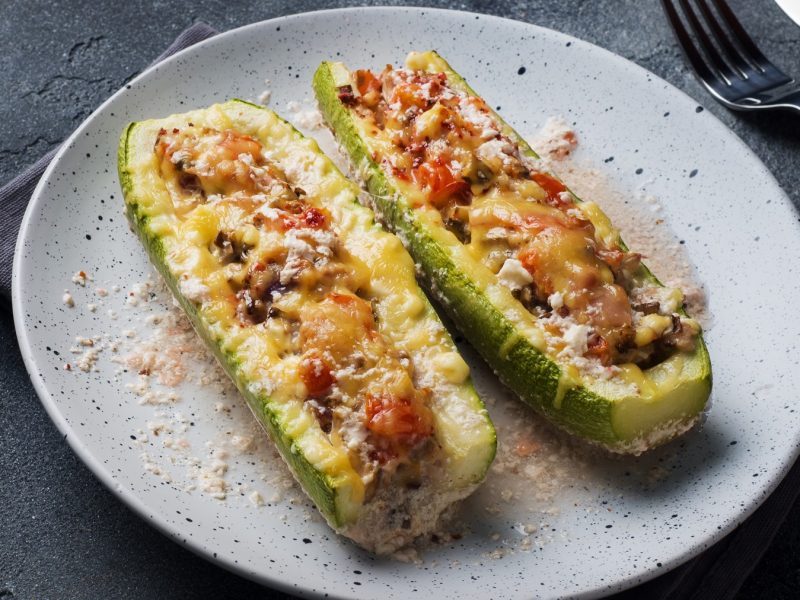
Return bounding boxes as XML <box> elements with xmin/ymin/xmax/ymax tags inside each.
<box><xmin>72</xmin><ymin>271</ymin><xmax>89</xmax><ymax>286</ymax></box>
<box><xmin>285</xmin><ymin>99</ymin><xmax>324</xmax><ymax>131</ymax></box>
<box><xmin>529</xmin><ymin>117</ymin><xmax>578</xmax><ymax>160</ymax></box>
<box><xmin>65</xmin><ymin>271</ymin><xmax>299</xmax><ymax>512</ymax></box>
<box><xmin>257</xmin><ymin>89</ymin><xmax>272</xmax><ymax>106</ymax></box>
<box><xmin>62</xmin><ymin>291</ymin><xmax>75</xmax><ymax>307</ymax></box>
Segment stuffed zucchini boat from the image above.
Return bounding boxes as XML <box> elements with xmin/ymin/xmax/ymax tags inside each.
<box><xmin>117</xmin><ymin>99</ymin><xmax>495</xmax><ymax>553</ymax></box>
<box><xmin>313</xmin><ymin>52</ymin><xmax>712</xmax><ymax>454</ymax></box>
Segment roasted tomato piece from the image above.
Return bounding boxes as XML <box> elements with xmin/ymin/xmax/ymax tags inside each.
<box><xmin>354</xmin><ymin>69</ymin><xmax>382</xmax><ymax>107</ymax></box>
<box><xmin>413</xmin><ymin>159</ymin><xmax>470</xmax><ymax>208</ymax></box>
<box><xmin>299</xmin><ymin>352</ymin><xmax>335</xmax><ymax>398</ymax></box>
<box><xmin>531</xmin><ymin>172</ymin><xmax>570</xmax><ymax>207</ymax></box>
<box><xmin>364</xmin><ymin>393</ymin><xmax>434</xmax><ymax>448</ymax></box>
<box><xmin>355</xmin><ymin>69</ymin><xmax>380</xmax><ymax>95</ymax></box>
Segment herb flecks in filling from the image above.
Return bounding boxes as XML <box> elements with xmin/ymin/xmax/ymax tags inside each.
<box><xmin>346</xmin><ymin>66</ymin><xmax>700</xmax><ymax>372</ymax></box>
<box><xmin>155</xmin><ymin>125</ymin><xmax>436</xmax><ymax>488</ymax></box>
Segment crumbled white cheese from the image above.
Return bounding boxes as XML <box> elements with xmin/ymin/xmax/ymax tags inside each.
<box><xmin>562</xmin><ymin>323</ymin><xmax>591</xmax><ymax>355</ymax></box>
<box><xmin>248</xmin><ymin>379</ymin><xmax>275</xmax><ymax>396</ymax></box>
<box><xmin>496</xmin><ymin>259</ymin><xmax>533</xmax><ymax>291</ymax></box>
<box><xmin>339</xmin><ymin>416</ymin><xmax>368</xmax><ymax>452</ymax></box>
<box><xmin>249</xmin><ymin>490</ymin><xmax>265</xmax><ymax>507</ymax></box>
<box><xmin>419</xmin><ymin>80</ymin><xmax>434</xmax><ymax>100</ymax></box>
<box><xmin>458</xmin><ymin>98</ymin><xmax>499</xmax><ymax>140</ymax></box>
<box><xmin>280</xmin><ymin>228</ymin><xmax>337</xmax><ymax>285</ymax></box>
<box><xmin>476</xmin><ymin>139</ymin><xmax>515</xmax><ymax>170</ymax></box>
<box><xmin>548</xmin><ymin>291</ymin><xmax>564</xmax><ymax>310</ymax></box>
<box><xmin>62</xmin><ymin>291</ymin><xmax>75</xmax><ymax>307</ymax></box>
<box><xmin>255</xmin><ymin>205</ymin><xmax>282</xmax><ymax>221</ymax></box>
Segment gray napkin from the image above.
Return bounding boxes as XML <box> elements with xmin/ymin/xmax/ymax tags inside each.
<box><xmin>0</xmin><ymin>21</ymin><xmax>217</xmax><ymax>301</ymax></box>
<box><xmin>0</xmin><ymin>19</ymin><xmax>795</xmax><ymax>600</ymax></box>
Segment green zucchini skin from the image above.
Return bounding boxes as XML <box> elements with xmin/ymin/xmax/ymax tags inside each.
<box><xmin>118</xmin><ymin>100</ymin><xmax>496</xmax><ymax>547</ymax></box>
<box><xmin>313</xmin><ymin>57</ymin><xmax>712</xmax><ymax>453</ymax></box>
<box><xmin>118</xmin><ymin>119</ymin><xmax>340</xmax><ymax>523</ymax></box>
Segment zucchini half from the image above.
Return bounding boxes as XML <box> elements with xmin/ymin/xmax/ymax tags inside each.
<box><xmin>117</xmin><ymin>99</ymin><xmax>495</xmax><ymax>552</ymax></box>
<box><xmin>313</xmin><ymin>53</ymin><xmax>712</xmax><ymax>453</ymax></box>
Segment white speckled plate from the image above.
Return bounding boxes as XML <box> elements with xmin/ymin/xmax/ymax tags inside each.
<box><xmin>13</xmin><ymin>7</ymin><xmax>800</xmax><ymax>599</ymax></box>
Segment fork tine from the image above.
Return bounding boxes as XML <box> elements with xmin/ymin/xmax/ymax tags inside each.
<box><xmin>710</xmin><ymin>0</ymin><xmax>773</xmax><ymax>72</ymax></box>
<box><xmin>677</xmin><ymin>0</ymin><xmax>738</xmax><ymax>84</ymax></box>
<box><xmin>694</xmin><ymin>0</ymin><xmax>751</xmax><ymax>78</ymax></box>
<box><xmin>661</xmin><ymin>0</ymin><xmax>727</xmax><ymax>90</ymax></box>
<box><xmin>663</xmin><ymin>0</ymin><xmax>800</xmax><ymax>111</ymax></box>
<box><xmin>707</xmin><ymin>0</ymin><xmax>794</xmax><ymax>87</ymax></box>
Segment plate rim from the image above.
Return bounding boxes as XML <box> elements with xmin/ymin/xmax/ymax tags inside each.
<box><xmin>11</xmin><ymin>6</ymin><xmax>799</xmax><ymax>599</ymax></box>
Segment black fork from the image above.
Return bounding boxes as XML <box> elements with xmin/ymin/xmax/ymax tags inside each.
<box><xmin>662</xmin><ymin>0</ymin><xmax>800</xmax><ymax>112</ymax></box>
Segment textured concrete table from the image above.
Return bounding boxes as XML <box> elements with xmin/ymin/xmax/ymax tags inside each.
<box><xmin>1</xmin><ymin>1</ymin><xmax>798</xmax><ymax>598</ymax></box>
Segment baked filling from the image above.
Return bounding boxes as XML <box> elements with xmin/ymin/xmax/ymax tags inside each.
<box><xmin>339</xmin><ymin>65</ymin><xmax>700</xmax><ymax>375</ymax></box>
<box><xmin>154</xmin><ymin>124</ymin><xmax>440</xmax><ymax>498</ymax></box>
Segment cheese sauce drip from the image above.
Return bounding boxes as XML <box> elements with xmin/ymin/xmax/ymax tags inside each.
<box><xmin>155</xmin><ymin>125</ymin><xmax>436</xmax><ymax>492</ymax></box>
<box><xmin>342</xmin><ymin>66</ymin><xmax>700</xmax><ymax>369</ymax></box>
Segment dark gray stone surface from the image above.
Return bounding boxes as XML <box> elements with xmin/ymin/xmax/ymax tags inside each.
<box><xmin>1</xmin><ymin>1</ymin><xmax>798</xmax><ymax>598</ymax></box>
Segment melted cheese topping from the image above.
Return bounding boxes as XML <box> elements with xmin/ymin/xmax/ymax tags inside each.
<box><xmin>339</xmin><ymin>54</ymin><xmax>700</xmax><ymax>387</ymax></box>
<box><xmin>125</xmin><ymin>103</ymin><xmax>493</xmax><ymax>519</ymax></box>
